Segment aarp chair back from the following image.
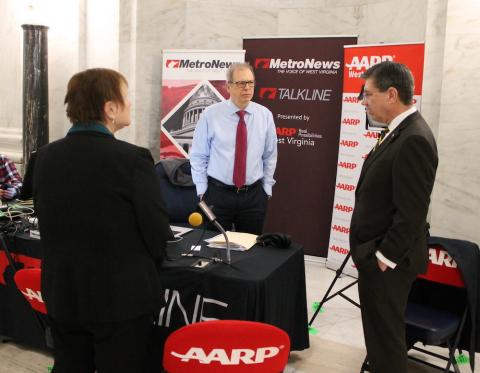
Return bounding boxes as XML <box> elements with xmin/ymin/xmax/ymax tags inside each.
<box><xmin>163</xmin><ymin>320</ymin><xmax>291</xmax><ymax>373</ymax></box>
<box><xmin>14</xmin><ymin>268</ymin><xmax>47</xmax><ymax>314</ymax></box>
<box><xmin>406</xmin><ymin>245</ymin><xmax>468</xmax><ymax>373</ymax></box>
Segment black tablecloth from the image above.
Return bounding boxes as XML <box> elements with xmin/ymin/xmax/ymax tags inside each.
<box><xmin>158</xmin><ymin>230</ymin><xmax>310</xmax><ymax>351</ymax></box>
<box><xmin>0</xmin><ymin>230</ymin><xmax>310</xmax><ymax>354</ymax></box>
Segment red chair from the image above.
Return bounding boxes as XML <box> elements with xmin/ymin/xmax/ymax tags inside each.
<box><xmin>14</xmin><ymin>268</ymin><xmax>47</xmax><ymax>314</ymax></box>
<box><xmin>405</xmin><ymin>246</ymin><xmax>469</xmax><ymax>373</ymax></box>
<box><xmin>163</xmin><ymin>320</ymin><xmax>291</xmax><ymax>373</ymax></box>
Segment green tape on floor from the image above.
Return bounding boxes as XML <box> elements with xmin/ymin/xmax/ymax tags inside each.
<box><xmin>312</xmin><ymin>302</ymin><xmax>325</xmax><ymax>313</ymax></box>
<box><xmin>456</xmin><ymin>353</ymin><xmax>469</xmax><ymax>365</ymax></box>
<box><xmin>308</xmin><ymin>326</ymin><xmax>318</xmax><ymax>335</ymax></box>
<box><xmin>47</xmin><ymin>366</ymin><xmax>53</xmax><ymax>372</ymax></box>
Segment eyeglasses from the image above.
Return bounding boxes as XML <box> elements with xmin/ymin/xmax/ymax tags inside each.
<box><xmin>358</xmin><ymin>84</ymin><xmax>365</xmax><ymax>100</ymax></box>
<box><xmin>229</xmin><ymin>80</ymin><xmax>255</xmax><ymax>88</ymax></box>
<box><xmin>358</xmin><ymin>84</ymin><xmax>390</xmax><ymax>101</ymax></box>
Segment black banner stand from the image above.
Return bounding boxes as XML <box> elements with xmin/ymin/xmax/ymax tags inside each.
<box><xmin>309</xmin><ymin>252</ymin><xmax>360</xmax><ymax>326</ymax></box>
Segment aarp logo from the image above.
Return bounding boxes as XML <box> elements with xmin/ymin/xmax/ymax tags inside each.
<box><xmin>171</xmin><ymin>346</ymin><xmax>282</xmax><ymax>365</ymax></box>
<box><xmin>345</xmin><ymin>55</ymin><xmax>394</xmax><ymax>71</ymax></box>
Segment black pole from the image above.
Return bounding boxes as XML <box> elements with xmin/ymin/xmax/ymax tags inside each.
<box><xmin>22</xmin><ymin>24</ymin><xmax>49</xmax><ymax>169</ymax></box>
<box><xmin>309</xmin><ymin>253</ymin><xmax>359</xmax><ymax>326</ymax></box>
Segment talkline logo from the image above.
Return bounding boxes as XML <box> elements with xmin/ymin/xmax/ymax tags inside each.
<box><xmin>171</xmin><ymin>346</ymin><xmax>282</xmax><ymax>365</ymax></box>
<box><xmin>165</xmin><ymin>59</ymin><xmax>234</xmax><ymax>69</ymax></box>
<box><xmin>255</xmin><ymin>57</ymin><xmax>341</xmax><ymax>75</ymax></box>
<box><xmin>259</xmin><ymin>87</ymin><xmax>332</xmax><ymax>102</ymax></box>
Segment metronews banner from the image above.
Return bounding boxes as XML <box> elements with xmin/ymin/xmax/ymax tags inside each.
<box><xmin>244</xmin><ymin>36</ymin><xmax>357</xmax><ymax>257</ymax></box>
<box><xmin>160</xmin><ymin>50</ymin><xmax>245</xmax><ymax>158</ymax></box>
<box><xmin>327</xmin><ymin>42</ymin><xmax>426</xmax><ymax>276</ymax></box>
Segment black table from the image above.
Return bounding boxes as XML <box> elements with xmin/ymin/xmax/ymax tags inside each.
<box><xmin>0</xmin><ymin>229</ymin><xmax>310</xmax><ymax>354</ymax></box>
<box><xmin>158</xmin><ymin>229</ymin><xmax>309</xmax><ymax>351</ymax></box>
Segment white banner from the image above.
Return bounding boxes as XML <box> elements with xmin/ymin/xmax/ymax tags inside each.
<box><xmin>327</xmin><ymin>43</ymin><xmax>426</xmax><ymax>276</ymax></box>
<box><xmin>160</xmin><ymin>49</ymin><xmax>245</xmax><ymax>158</ymax></box>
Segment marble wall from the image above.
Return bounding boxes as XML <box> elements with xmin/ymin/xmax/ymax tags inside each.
<box><xmin>0</xmin><ymin>1</ymin><xmax>25</xmax><ymax>161</ymax></box>
<box><xmin>0</xmin><ymin>0</ymin><xmax>83</xmax><ymax>161</ymax></box>
<box><xmin>131</xmin><ymin>0</ymin><xmax>429</xmax><ymax>157</ymax></box>
<box><xmin>429</xmin><ymin>0</ymin><xmax>480</xmax><ymax>244</ymax></box>
<box><xmin>0</xmin><ymin>0</ymin><xmax>478</xmax><ymax>243</ymax></box>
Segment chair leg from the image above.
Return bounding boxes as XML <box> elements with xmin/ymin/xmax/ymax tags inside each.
<box><xmin>446</xmin><ymin>307</ymin><xmax>469</xmax><ymax>373</ymax></box>
<box><xmin>445</xmin><ymin>342</ymin><xmax>460</xmax><ymax>373</ymax></box>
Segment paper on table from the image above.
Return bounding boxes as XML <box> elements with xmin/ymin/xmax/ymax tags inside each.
<box><xmin>205</xmin><ymin>231</ymin><xmax>258</xmax><ymax>251</ymax></box>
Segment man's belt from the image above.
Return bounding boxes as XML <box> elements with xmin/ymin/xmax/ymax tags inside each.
<box><xmin>208</xmin><ymin>177</ymin><xmax>262</xmax><ymax>193</ymax></box>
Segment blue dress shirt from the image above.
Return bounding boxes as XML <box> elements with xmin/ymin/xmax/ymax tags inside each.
<box><xmin>190</xmin><ymin>99</ymin><xmax>278</xmax><ymax>196</ymax></box>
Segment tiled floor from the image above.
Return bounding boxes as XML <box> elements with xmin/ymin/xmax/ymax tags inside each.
<box><xmin>0</xmin><ymin>259</ymin><xmax>476</xmax><ymax>372</ymax></box>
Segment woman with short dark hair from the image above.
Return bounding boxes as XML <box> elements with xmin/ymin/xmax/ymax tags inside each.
<box><xmin>33</xmin><ymin>68</ymin><xmax>171</xmax><ymax>373</ymax></box>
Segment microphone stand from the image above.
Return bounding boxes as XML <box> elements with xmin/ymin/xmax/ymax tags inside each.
<box><xmin>197</xmin><ymin>201</ymin><xmax>231</xmax><ymax>266</ymax></box>
<box><xmin>213</xmin><ymin>220</ymin><xmax>230</xmax><ymax>265</ymax></box>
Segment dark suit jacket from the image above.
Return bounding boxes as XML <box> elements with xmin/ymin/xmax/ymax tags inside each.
<box><xmin>350</xmin><ymin>111</ymin><xmax>438</xmax><ymax>274</ymax></box>
<box><xmin>33</xmin><ymin>130</ymin><xmax>171</xmax><ymax>323</ymax></box>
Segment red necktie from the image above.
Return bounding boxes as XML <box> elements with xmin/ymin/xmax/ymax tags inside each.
<box><xmin>233</xmin><ymin>110</ymin><xmax>247</xmax><ymax>188</ymax></box>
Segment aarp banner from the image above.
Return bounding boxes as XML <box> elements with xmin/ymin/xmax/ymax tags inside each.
<box><xmin>327</xmin><ymin>42</ymin><xmax>425</xmax><ymax>276</ymax></box>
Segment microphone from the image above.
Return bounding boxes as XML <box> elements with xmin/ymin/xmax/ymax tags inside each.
<box><xmin>188</xmin><ymin>212</ymin><xmax>203</xmax><ymax>227</ymax></box>
<box><xmin>197</xmin><ymin>201</ymin><xmax>231</xmax><ymax>265</ymax></box>
<box><xmin>198</xmin><ymin>201</ymin><xmax>216</xmax><ymax>222</ymax></box>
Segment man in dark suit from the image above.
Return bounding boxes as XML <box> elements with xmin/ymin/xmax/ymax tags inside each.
<box><xmin>34</xmin><ymin>68</ymin><xmax>171</xmax><ymax>373</ymax></box>
<box><xmin>349</xmin><ymin>61</ymin><xmax>438</xmax><ymax>373</ymax></box>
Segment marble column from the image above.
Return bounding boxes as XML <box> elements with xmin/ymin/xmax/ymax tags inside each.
<box><xmin>22</xmin><ymin>24</ymin><xmax>49</xmax><ymax>168</ymax></box>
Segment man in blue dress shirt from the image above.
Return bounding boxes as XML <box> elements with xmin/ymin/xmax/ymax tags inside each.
<box><xmin>190</xmin><ymin>62</ymin><xmax>278</xmax><ymax>235</ymax></box>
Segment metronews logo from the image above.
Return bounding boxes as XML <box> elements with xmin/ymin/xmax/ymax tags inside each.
<box><xmin>258</xmin><ymin>87</ymin><xmax>332</xmax><ymax>102</ymax></box>
<box><xmin>165</xmin><ymin>59</ymin><xmax>234</xmax><ymax>69</ymax></box>
<box><xmin>259</xmin><ymin>88</ymin><xmax>278</xmax><ymax>100</ymax></box>
<box><xmin>254</xmin><ymin>57</ymin><xmax>341</xmax><ymax>70</ymax></box>
<box><xmin>171</xmin><ymin>346</ymin><xmax>282</xmax><ymax>365</ymax></box>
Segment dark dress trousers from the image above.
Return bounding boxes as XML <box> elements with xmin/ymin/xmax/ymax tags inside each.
<box><xmin>33</xmin><ymin>129</ymin><xmax>171</xmax><ymax>373</ymax></box>
<box><xmin>349</xmin><ymin>111</ymin><xmax>438</xmax><ymax>373</ymax></box>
